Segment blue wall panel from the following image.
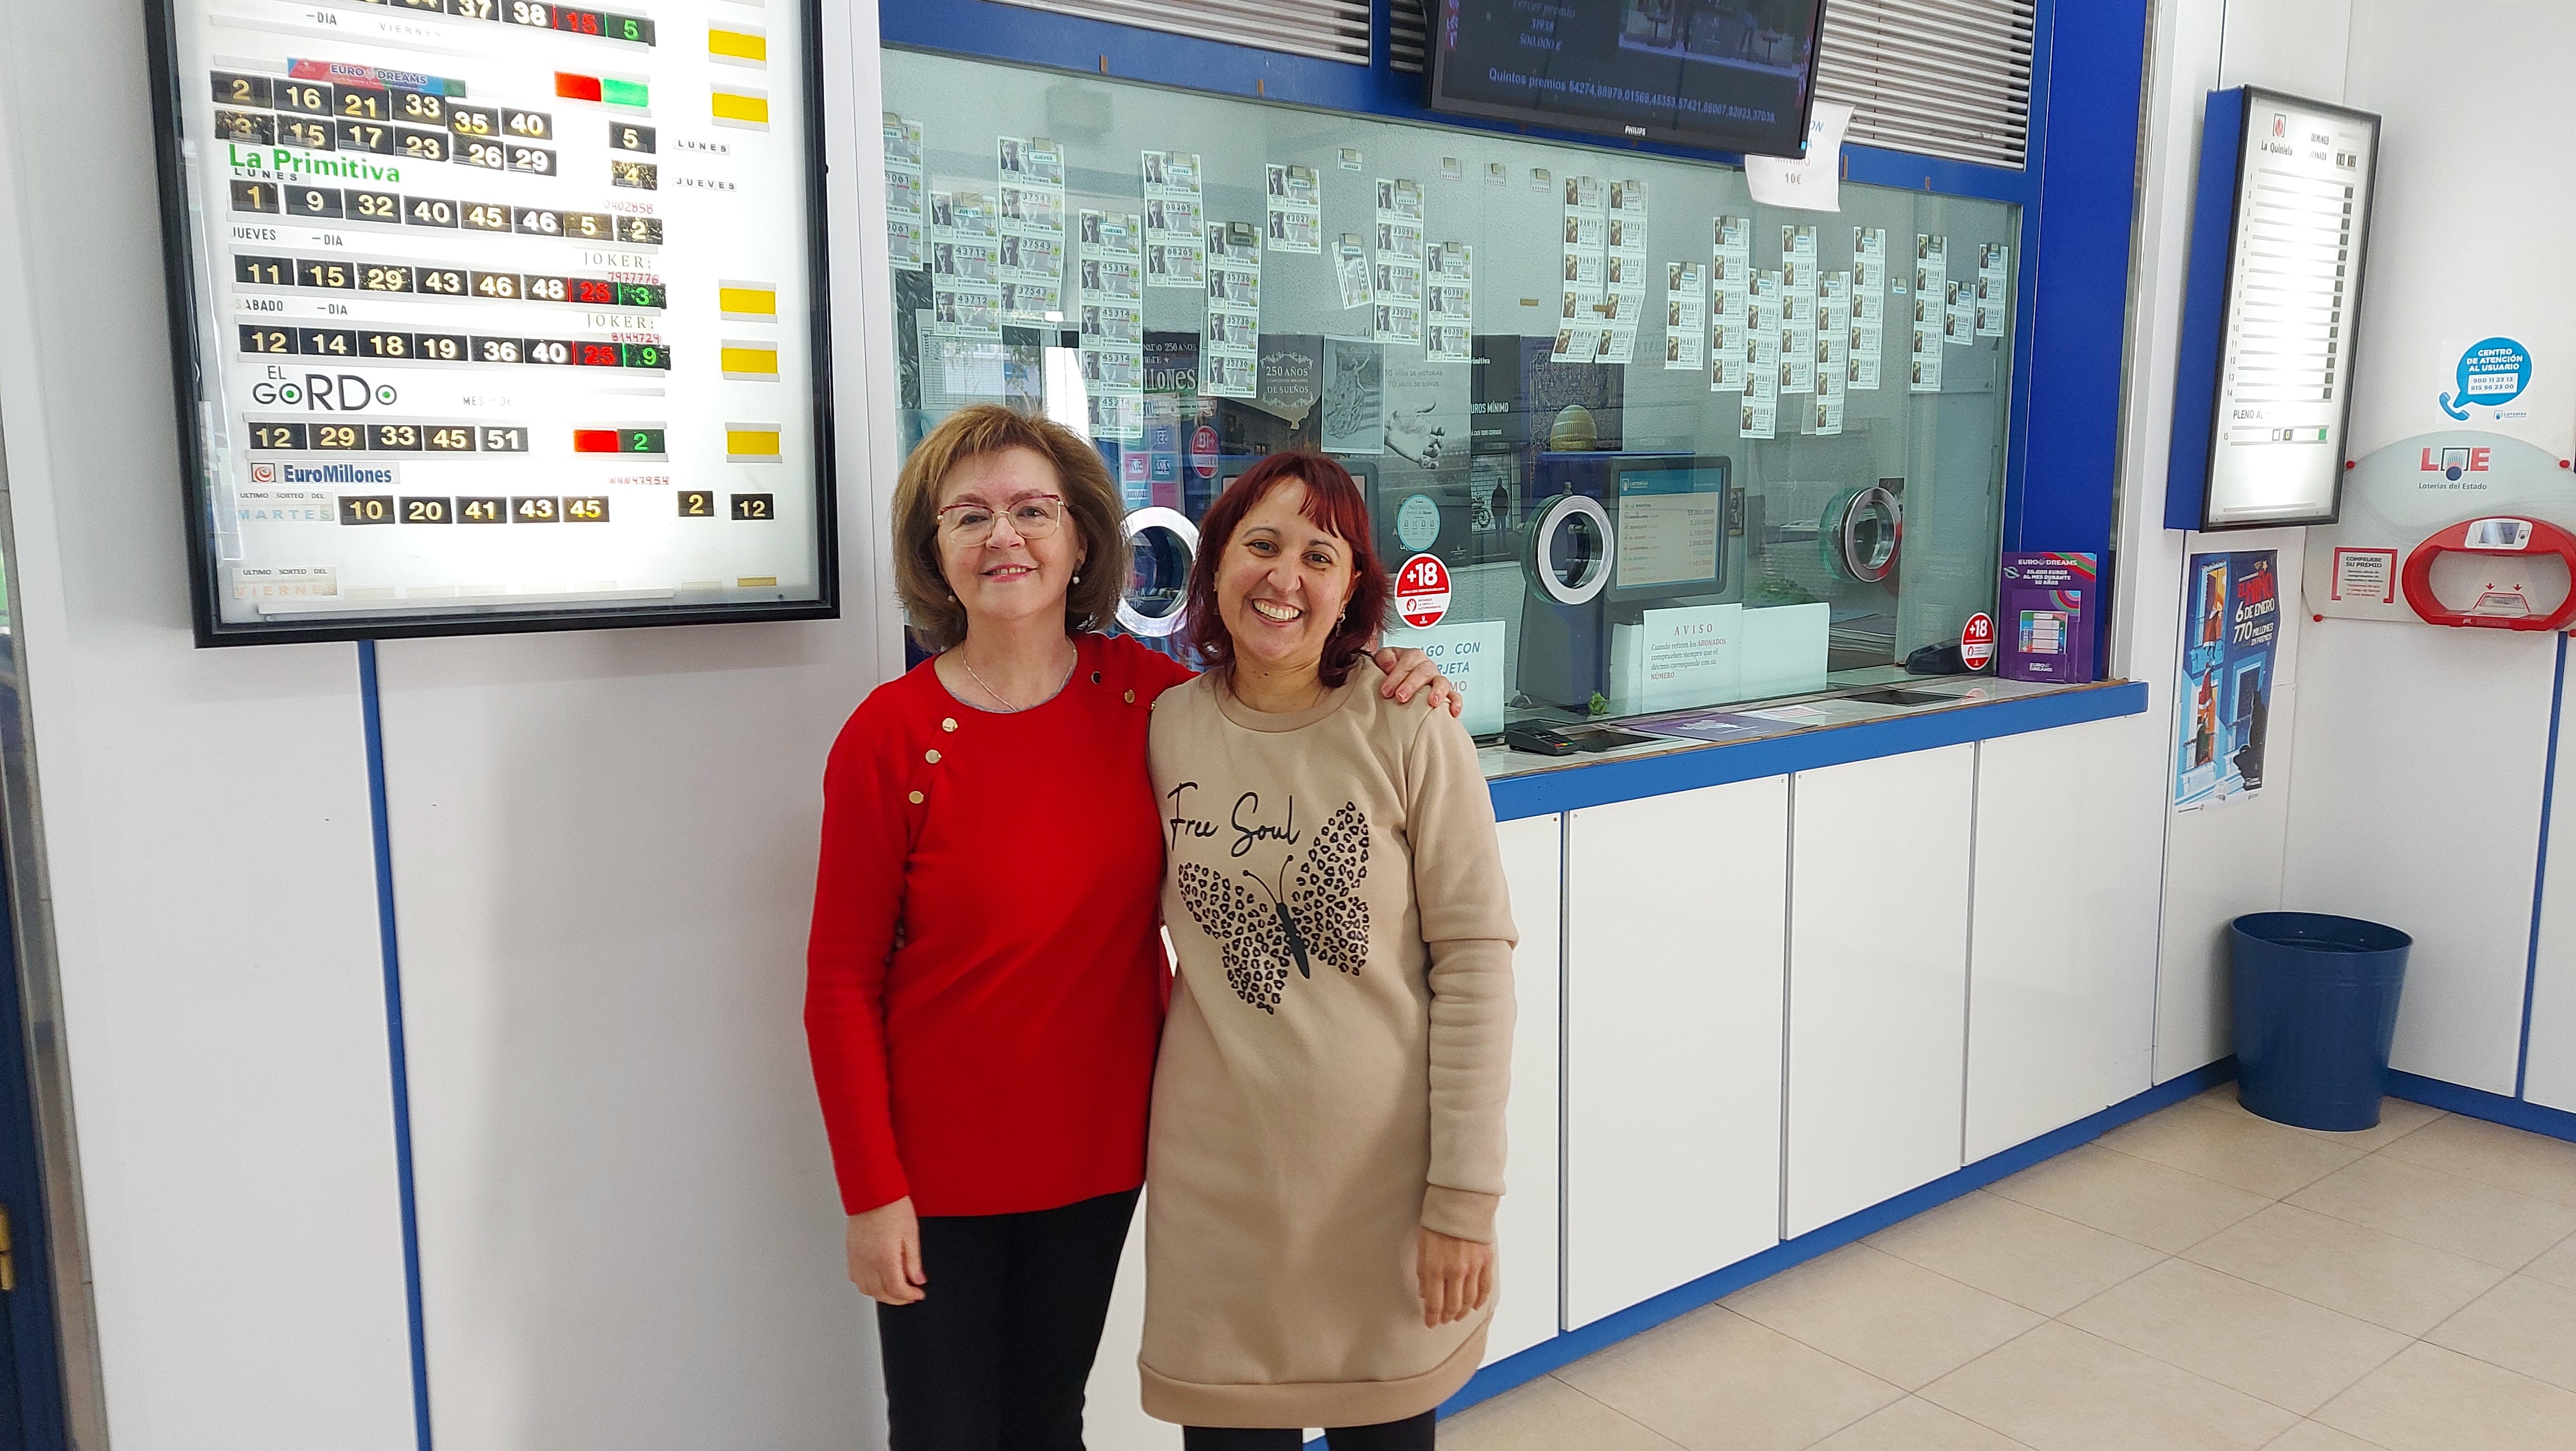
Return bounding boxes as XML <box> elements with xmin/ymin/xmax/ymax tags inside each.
<box><xmin>2014</xmin><ymin>0</ymin><xmax>2150</xmax><ymax>557</ymax></box>
<box><xmin>2165</xmin><ymin>87</ymin><xmax>2250</xmax><ymax>531</ymax></box>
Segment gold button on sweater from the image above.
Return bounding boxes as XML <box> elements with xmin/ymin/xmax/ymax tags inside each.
<box><xmin>1142</xmin><ymin>673</ymin><xmax>1516</xmax><ymax>1429</ymax></box>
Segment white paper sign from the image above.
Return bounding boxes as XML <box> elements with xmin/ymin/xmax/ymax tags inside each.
<box><xmin>1612</xmin><ymin>603</ymin><xmax>1743</xmax><ymax>714</ymax></box>
<box><xmin>1385</xmin><ymin>620</ymin><xmax>1507</xmax><ymax>737</ymax></box>
<box><xmin>1746</xmin><ymin>102</ymin><xmax>1855</xmax><ymax>212</ymax></box>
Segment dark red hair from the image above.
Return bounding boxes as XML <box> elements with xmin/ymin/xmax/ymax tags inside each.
<box><xmin>1183</xmin><ymin>451</ymin><xmax>1389</xmax><ymax>686</ymax></box>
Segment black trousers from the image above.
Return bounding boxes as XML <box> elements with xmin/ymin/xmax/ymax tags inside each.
<box><xmin>877</xmin><ymin>1187</ymin><xmax>1140</xmax><ymax>1451</ymax></box>
<box><xmin>1182</xmin><ymin>1411</ymin><xmax>1437</xmax><ymax>1450</ymax></box>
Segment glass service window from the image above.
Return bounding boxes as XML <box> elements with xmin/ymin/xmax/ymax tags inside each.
<box><xmin>882</xmin><ymin>49</ymin><xmax>2017</xmax><ymax>732</ymax></box>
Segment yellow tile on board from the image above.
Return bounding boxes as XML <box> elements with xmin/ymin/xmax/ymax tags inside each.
<box><xmin>711</xmin><ymin>89</ymin><xmax>770</xmax><ymax>127</ymax></box>
<box><xmin>708</xmin><ymin>27</ymin><xmax>767</xmax><ymax>64</ymax></box>
<box><xmin>720</xmin><ymin>345</ymin><xmax>779</xmax><ymax>379</ymax></box>
<box><xmin>719</xmin><ymin>284</ymin><xmax>779</xmax><ymax>319</ymax></box>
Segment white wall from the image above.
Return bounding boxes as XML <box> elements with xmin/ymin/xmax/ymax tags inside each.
<box><xmin>2126</xmin><ymin>0</ymin><xmax>2576</xmax><ymax>1105</ymax></box>
<box><xmin>372</xmin><ymin>627</ymin><xmax>886</xmax><ymax>1449</ymax></box>
<box><xmin>2277</xmin><ymin>0</ymin><xmax>2576</xmax><ymax>1101</ymax></box>
<box><xmin>2149</xmin><ymin>531</ymin><xmax>2311</xmax><ymax>1078</ymax></box>
<box><xmin>0</xmin><ymin>0</ymin><xmax>910</xmax><ymax>1447</ymax></box>
<box><xmin>2335</xmin><ymin>2</ymin><xmax>2575</xmax><ymax>466</ymax></box>
<box><xmin>0</xmin><ymin>0</ymin><xmax>416</xmax><ymax>1443</ymax></box>
<box><xmin>2285</xmin><ymin>626</ymin><xmax>2553</xmax><ymax>1092</ymax></box>
<box><xmin>370</xmin><ymin>1</ymin><xmax>910</xmax><ymax>1436</ymax></box>
<box><xmin>2529</xmin><ymin>686</ymin><xmax>2576</xmax><ymax>1112</ymax></box>
<box><xmin>2112</xmin><ymin>0</ymin><xmax>2354</xmax><ymax>1083</ymax></box>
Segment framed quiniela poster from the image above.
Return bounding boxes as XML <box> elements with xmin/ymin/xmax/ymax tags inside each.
<box><xmin>145</xmin><ymin>0</ymin><xmax>836</xmax><ymax>645</ymax></box>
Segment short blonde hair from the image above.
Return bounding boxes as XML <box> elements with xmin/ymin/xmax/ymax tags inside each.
<box><xmin>890</xmin><ymin>405</ymin><xmax>1129</xmax><ymax>651</ymax></box>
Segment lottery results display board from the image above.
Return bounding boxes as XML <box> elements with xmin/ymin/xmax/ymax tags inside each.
<box><xmin>145</xmin><ymin>0</ymin><xmax>835</xmax><ymax>644</ymax></box>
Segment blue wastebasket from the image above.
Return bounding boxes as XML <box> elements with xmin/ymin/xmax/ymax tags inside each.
<box><xmin>2229</xmin><ymin>912</ymin><xmax>2411</xmax><ymax>1131</ymax></box>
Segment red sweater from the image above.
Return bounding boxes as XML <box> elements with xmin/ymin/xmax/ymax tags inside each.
<box><xmin>805</xmin><ymin>633</ymin><xmax>1197</xmax><ymax>1217</ymax></box>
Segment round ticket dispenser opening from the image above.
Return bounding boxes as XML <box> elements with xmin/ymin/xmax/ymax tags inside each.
<box><xmin>1119</xmin><ymin>507</ymin><xmax>1199</xmax><ymax>638</ymax></box>
<box><xmin>2403</xmin><ymin>515</ymin><xmax>2576</xmax><ymax>631</ymax></box>
<box><xmin>1528</xmin><ymin>494</ymin><xmax>1615</xmax><ymax>606</ymax></box>
<box><xmin>1825</xmin><ymin>484</ymin><xmax>1902</xmax><ymax>584</ymax></box>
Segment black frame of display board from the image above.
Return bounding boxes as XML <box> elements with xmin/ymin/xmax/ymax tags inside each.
<box><xmin>1423</xmin><ymin>0</ymin><xmax>1830</xmax><ymax>162</ymax></box>
<box><xmin>141</xmin><ymin>0</ymin><xmax>841</xmax><ymax>646</ymax></box>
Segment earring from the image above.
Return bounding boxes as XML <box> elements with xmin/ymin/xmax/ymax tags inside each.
<box><xmin>1073</xmin><ymin>572</ymin><xmax>1082</xmax><ymax>585</ymax></box>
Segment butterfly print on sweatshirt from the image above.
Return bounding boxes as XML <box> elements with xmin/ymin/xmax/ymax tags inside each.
<box><xmin>1177</xmin><ymin>801</ymin><xmax>1372</xmax><ymax>1014</ymax></box>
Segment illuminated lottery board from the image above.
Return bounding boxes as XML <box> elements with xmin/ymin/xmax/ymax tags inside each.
<box><xmin>146</xmin><ymin>0</ymin><xmax>835</xmax><ymax>644</ymax></box>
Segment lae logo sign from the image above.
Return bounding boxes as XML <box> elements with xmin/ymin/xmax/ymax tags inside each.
<box><xmin>2419</xmin><ymin>446</ymin><xmax>2491</xmax><ymax>481</ymax></box>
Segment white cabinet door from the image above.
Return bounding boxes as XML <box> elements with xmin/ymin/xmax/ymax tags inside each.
<box><xmin>1564</xmin><ymin>780</ymin><xmax>1788</xmax><ymax>1329</ymax></box>
<box><xmin>1486</xmin><ymin>813</ymin><xmax>1563</xmax><ymax>1363</ymax></box>
<box><xmin>1967</xmin><ymin>725</ymin><xmax>2136</xmax><ymax>1160</ymax></box>
<box><xmin>1786</xmin><ymin>746</ymin><xmax>1974</xmax><ymax>1238</ymax></box>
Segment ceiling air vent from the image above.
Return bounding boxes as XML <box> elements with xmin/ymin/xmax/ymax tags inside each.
<box><xmin>1814</xmin><ymin>0</ymin><xmax>2036</xmax><ymax>169</ymax></box>
<box><xmin>989</xmin><ymin>0</ymin><xmax>1374</xmax><ymax>65</ymax></box>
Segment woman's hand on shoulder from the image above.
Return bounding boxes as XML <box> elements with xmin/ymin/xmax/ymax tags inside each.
<box><xmin>1415</xmin><ymin>1225</ymin><xmax>1495</xmax><ymax>1327</ymax></box>
<box><xmin>1370</xmin><ymin>645</ymin><xmax>1465</xmax><ymax>718</ymax></box>
<box><xmin>847</xmin><ymin>1195</ymin><xmax>926</xmax><ymax>1306</ymax></box>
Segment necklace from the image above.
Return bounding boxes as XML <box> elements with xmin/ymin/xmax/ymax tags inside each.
<box><xmin>1231</xmin><ymin>670</ymin><xmax>1329</xmax><ymax>715</ymax></box>
<box><xmin>957</xmin><ymin>647</ymin><xmax>1074</xmax><ymax>713</ymax></box>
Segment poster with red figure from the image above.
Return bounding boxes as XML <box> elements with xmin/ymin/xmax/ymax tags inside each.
<box><xmin>2176</xmin><ymin>551</ymin><xmax>2281</xmax><ymax>809</ymax></box>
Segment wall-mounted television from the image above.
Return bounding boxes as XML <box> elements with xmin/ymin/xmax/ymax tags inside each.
<box><xmin>1426</xmin><ymin>0</ymin><xmax>1828</xmax><ymax>158</ymax></box>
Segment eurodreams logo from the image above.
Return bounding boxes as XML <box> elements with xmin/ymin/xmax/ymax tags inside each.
<box><xmin>279</xmin><ymin>462</ymin><xmax>398</xmax><ymax>485</ymax></box>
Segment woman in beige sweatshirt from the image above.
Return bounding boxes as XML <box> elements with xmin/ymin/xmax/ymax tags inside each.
<box><xmin>1143</xmin><ymin>452</ymin><xmax>1518</xmax><ymax>1448</ymax></box>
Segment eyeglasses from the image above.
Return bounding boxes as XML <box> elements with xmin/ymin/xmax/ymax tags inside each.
<box><xmin>936</xmin><ymin>494</ymin><xmax>1065</xmax><ymax>546</ymax></box>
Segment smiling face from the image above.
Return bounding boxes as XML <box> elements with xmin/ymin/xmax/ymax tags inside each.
<box><xmin>1215</xmin><ymin>478</ymin><xmax>1358</xmax><ymax>684</ymax></box>
<box><xmin>935</xmin><ymin>446</ymin><xmax>1084</xmax><ymax>636</ymax></box>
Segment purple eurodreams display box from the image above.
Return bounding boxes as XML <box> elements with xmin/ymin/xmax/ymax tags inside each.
<box><xmin>1998</xmin><ymin>553</ymin><xmax>2100</xmax><ymax>683</ymax></box>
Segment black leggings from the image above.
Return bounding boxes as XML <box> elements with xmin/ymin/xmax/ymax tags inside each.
<box><xmin>1183</xmin><ymin>1411</ymin><xmax>1437</xmax><ymax>1450</ymax></box>
<box><xmin>876</xmin><ymin>1187</ymin><xmax>1139</xmax><ymax>1451</ymax></box>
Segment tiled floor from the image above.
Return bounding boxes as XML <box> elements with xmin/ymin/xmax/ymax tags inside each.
<box><xmin>1445</xmin><ymin>1090</ymin><xmax>2576</xmax><ymax>1451</ymax></box>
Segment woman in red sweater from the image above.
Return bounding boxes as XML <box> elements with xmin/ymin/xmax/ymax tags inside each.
<box><xmin>806</xmin><ymin>405</ymin><xmax>1454</xmax><ymax>1450</ymax></box>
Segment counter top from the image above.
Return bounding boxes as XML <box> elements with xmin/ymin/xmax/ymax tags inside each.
<box><xmin>1482</xmin><ymin>677</ymin><xmax>2150</xmax><ymax>821</ymax></box>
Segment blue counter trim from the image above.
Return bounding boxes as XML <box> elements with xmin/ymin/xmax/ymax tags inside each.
<box><xmin>2388</xmin><ymin>1070</ymin><xmax>2576</xmax><ymax>1146</ymax></box>
<box><xmin>1485</xmin><ymin>681</ymin><xmax>2146</xmax><ymax>821</ymax></box>
<box><xmin>358</xmin><ymin>641</ymin><xmax>436</xmax><ymax>1451</ymax></box>
<box><xmin>2520</xmin><ymin>634</ymin><xmax>2566</xmax><ymax>1099</ymax></box>
<box><xmin>1432</xmin><ymin>1056</ymin><xmax>2240</xmax><ymax>1423</ymax></box>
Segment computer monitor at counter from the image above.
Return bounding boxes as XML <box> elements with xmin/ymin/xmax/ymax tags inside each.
<box><xmin>1607</xmin><ymin>456</ymin><xmax>1731</xmax><ymax>603</ymax></box>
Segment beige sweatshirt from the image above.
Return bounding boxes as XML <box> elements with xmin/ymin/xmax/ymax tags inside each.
<box><xmin>1140</xmin><ymin>671</ymin><xmax>1518</xmax><ymax>1429</ymax></box>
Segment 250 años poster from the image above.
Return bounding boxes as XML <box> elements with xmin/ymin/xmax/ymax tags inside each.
<box><xmin>2176</xmin><ymin>551</ymin><xmax>2281</xmax><ymax>809</ymax></box>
